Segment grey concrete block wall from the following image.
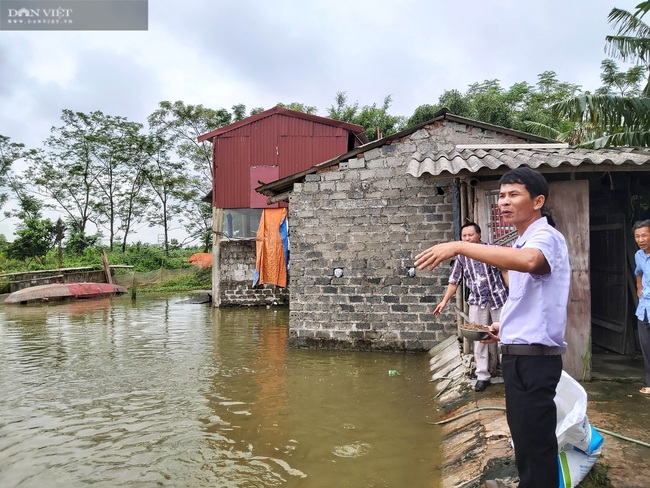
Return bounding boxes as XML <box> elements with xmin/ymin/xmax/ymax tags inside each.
<box><xmin>219</xmin><ymin>240</ymin><xmax>289</xmax><ymax>306</ymax></box>
<box><xmin>286</xmin><ymin>120</ymin><xmax>518</xmax><ymax>351</ymax></box>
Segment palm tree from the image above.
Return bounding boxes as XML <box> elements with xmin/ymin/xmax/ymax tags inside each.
<box><xmin>606</xmin><ymin>2</ymin><xmax>650</xmax><ymax>96</ymax></box>
<box><xmin>548</xmin><ymin>2</ymin><xmax>650</xmax><ymax>148</ymax></box>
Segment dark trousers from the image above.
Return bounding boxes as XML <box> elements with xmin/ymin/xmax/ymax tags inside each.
<box><xmin>639</xmin><ymin>316</ymin><xmax>650</xmax><ymax>386</ymax></box>
<box><xmin>501</xmin><ymin>354</ymin><xmax>562</xmax><ymax>488</ymax></box>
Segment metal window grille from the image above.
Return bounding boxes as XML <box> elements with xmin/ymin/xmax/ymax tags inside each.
<box><xmin>486</xmin><ymin>188</ymin><xmax>517</xmax><ymax>246</ymax></box>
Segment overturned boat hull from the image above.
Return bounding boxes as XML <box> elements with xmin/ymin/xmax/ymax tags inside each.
<box><xmin>4</xmin><ymin>282</ymin><xmax>128</xmax><ymax>304</ymax></box>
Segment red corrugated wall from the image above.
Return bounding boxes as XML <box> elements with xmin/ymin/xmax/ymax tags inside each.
<box><xmin>213</xmin><ymin>114</ymin><xmax>351</xmax><ymax>209</ymax></box>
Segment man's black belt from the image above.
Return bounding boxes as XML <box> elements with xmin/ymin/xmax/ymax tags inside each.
<box><xmin>500</xmin><ymin>344</ymin><xmax>566</xmax><ymax>356</ymax></box>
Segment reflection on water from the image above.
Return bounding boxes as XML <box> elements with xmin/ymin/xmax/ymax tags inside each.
<box><xmin>0</xmin><ymin>294</ymin><xmax>441</xmax><ymax>487</ymax></box>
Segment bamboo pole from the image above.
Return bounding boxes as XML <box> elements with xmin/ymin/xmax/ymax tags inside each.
<box><xmin>459</xmin><ymin>181</ymin><xmax>470</xmax><ymax>355</ymax></box>
<box><xmin>101</xmin><ymin>250</ymin><xmax>113</xmax><ymax>284</ymax></box>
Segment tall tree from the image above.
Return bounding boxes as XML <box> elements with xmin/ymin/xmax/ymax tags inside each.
<box><xmin>5</xmin><ymin>196</ymin><xmax>56</xmax><ymax>266</ymax></box>
<box><xmin>595</xmin><ymin>59</ymin><xmax>646</xmax><ymax>96</ymax></box>
<box><xmin>327</xmin><ymin>92</ymin><xmax>405</xmax><ymax>141</ymax></box>
<box><xmin>276</xmin><ymin>102</ymin><xmax>318</xmax><ymax>114</ymax></box>
<box><xmin>606</xmin><ymin>1</ymin><xmax>650</xmax><ymax>96</ymax></box>
<box><xmin>25</xmin><ymin>110</ymin><xmax>104</xmax><ymax>234</ymax></box>
<box><xmin>24</xmin><ymin>110</ymin><xmax>151</xmax><ymax>249</ymax></box>
<box><xmin>467</xmin><ymin>80</ymin><xmax>514</xmax><ymax>128</ymax></box>
<box><xmin>147</xmin><ymin>101</ymin><xmax>233</xmax><ymax>250</ymax></box>
<box><xmin>406</xmin><ymin>72</ymin><xmax>579</xmax><ymax>135</ymax></box>
<box><xmin>141</xmin><ymin>133</ymin><xmax>189</xmax><ymax>256</ymax></box>
<box><xmin>0</xmin><ymin>135</ymin><xmax>29</xmax><ymax>213</ymax></box>
<box><xmin>148</xmin><ymin>101</ymin><xmax>232</xmax><ymax>184</ymax></box>
<box><xmin>551</xmin><ymin>2</ymin><xmax>650</xmax><ymax>147</ymax></box>
<box><xmin>178</xmin><ymin>179</ymin><xmax>213</xmax><ymax>252</ymax></box>
<box><xmin>88</xmin><ymin>113</ymin><xmax>150</xmax><ymax>250</ymax></box>
<box><xmin>116</xmin><ymin>148</ymin><xmax>151</xmax><ymax>253</ymax></box>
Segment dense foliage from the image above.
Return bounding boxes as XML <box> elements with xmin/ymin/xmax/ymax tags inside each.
<box><xmin>0</xmin><ymin>241</ymin><xmax>202</xmax><ymax>275</ymax></box>
<box><xmin>550</xmin><ymin>2</ymin><xmax>650</xmax><ymax>147</ymax></box>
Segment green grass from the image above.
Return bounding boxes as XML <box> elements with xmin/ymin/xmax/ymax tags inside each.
<box><xmin>138</xmin><ymin>267</ymin><xmax>212</xmax><ymax>292</ymax></box>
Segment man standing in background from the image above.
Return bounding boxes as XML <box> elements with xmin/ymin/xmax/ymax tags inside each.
<box><xmin>633</xmin><ymin>219</ymin><xmax>650</xmax><ymax>395</ymax></box>
<box><xmin>433</xmin><ymin>222</ymin><xmax>508</xmax><ymax>392</ymax></box>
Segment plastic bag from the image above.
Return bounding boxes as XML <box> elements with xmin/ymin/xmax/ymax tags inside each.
<box><xmin>554</xmin><ymin>371</ymin><xmax>604</xmax><ymax>488</ymax></box>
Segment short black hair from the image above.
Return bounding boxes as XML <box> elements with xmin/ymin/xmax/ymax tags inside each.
<box><xmin>461</xmin><ymin>222</ymin><xmax>481</xmax><ymax>235</ymax></box>
<box><xmin>498</xmin><ymin>166</ymin><xmax>549</xmax><ymax>200</ymax></box>
<box><xmin>499</xmin><ymin>167</ymin><xmax>555</xmax><ymax>227</ymax></box>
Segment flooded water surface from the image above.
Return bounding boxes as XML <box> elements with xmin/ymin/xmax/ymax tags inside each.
<box><xmin>0</xmin><ymin>294</ymin><xmax>441</xmax><ymax>487</ymax></box>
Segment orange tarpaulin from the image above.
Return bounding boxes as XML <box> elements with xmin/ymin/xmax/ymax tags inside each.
<box><xmin>254</xmin><ymin>208</ymin><xmax>288</xmax><ymax>288</ymax></box>
<box><xmin>189</xmin><ymin>253</ymin><xmax>213</xmax><ymax>268</ymax></box>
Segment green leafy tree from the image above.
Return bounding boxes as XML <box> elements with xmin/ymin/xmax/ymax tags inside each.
<box><xmin>406</xmin><ymin>104</ymin><xmax>439</xmax><ymax>127</ymax></box>
<box><xmin>65</xmin><ymin>224</ymin><xmax>101</xmax><ymax>254</ymax></box>
<box><xmin>606</xmin><ymin>1</ymin><xmax>650</xmax><ymax>96</ymax></box>
<box><xmin>5</xmin><ymin>197</ymin><xmax>56</xmax><ymax>266</ymax></box>
<box><xmin>551</xmin><ymin>2</ymin><xmax>650</xmax><ymax>147</ymax></box>
<box><xmin>276</xmin><ymin>102</ymin><xmax>318</xmax><ymax>114</ymax></box>
<box><xmin>438</xmin><ymin>89</ymin><xmax>474</xmax><ymax>118</ymax></box>
<box><xmin>517</xmin><ymin>72</ymin><xmax>581</xmax><ymax>142</ymax></box>
<box><xmin>115</xmin><ymin>155</ymin><xmax>151</xmax><ymax>253</ymax></box>
<box><xmin>85</xmin><ymin>113</ymin><xmax>150</xmax><ymax>250</ymax></box>
<box><xmin>25</xmin><ymin>110</ymin><xmax>104</xmax><ymax>234</ymax></box>
<box><xmin>595</xmin><ymin>59</ymin><xmax>646</xmax><ymax>96</ymax></box>
<box><xmin>178</xmin><ymin>182</ymin><xmax>213</xmax><ymax>252</ymax></box>
<box><xmin>0</xmin><ymin>135</ymin><xmax>30</xmax><ymax>212</ymax></box>
<box><xmin>148</xmin><ymin>101</ymin><xmax>233</xmax><ymax>183</ymax></box>
<box><xmin>24</xmin><ymin>110</ymin><xmax>151</xmax><ymax>249</ymax></box>
<box><xmin>141</xmin><ymin>133</ymin><xmax>189</xmax><ymax>256</ymax></box>
<box><xmin>406</xmin><ymin>72</ymin><xmax>579</xmax><ymax>135</ymax></box>
<box><xmin>468</xmin><ymin>84</ymin><xmax>514</xmax><ymax>128</ymax></box>
<box><xmin>5</xmin><ymin>218</ymin><xmax>57</xmax><ymax>265</ymax></box>
<box><xmin>327</xmin><ymin>92</ymin><xmax>404</xmax><ymax>141</ymax></box>
<box><xmin>231</xmin><ymin>103</ymin><xmax>247</xmax><ymax>122</ymax></box>
<box><xmin>147</xmin><ymin>101</ymin><xmax>234</xmax><ymax>251</ymax></box>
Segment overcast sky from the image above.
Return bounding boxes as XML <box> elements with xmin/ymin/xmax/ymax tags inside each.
<box><xmin>0</xmin><ymin>0</ymin><xmax>642</xmax><ymax>242</ymax></box>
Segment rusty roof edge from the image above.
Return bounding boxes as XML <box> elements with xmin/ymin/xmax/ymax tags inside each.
<box><xmin>198</xmin><ymin>106</ymin><xmax>366</xmax><ymax>142</ymax></box>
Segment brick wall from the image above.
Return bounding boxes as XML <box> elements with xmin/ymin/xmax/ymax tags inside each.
<box><xmin>218</xmin><ymin>239</ymin><xmax>289</xmax><ymax>306</ymax></box>
<box><xmin>286</xmin><ymin>120</ymin><xmax>519</xmax><ymax>351</ymax></box>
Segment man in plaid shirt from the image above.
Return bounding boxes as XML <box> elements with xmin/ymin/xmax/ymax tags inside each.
<box><xmin>433</xmin><ymin>222</ymin><xmax>508</xmax><ymax>392</ymax></box>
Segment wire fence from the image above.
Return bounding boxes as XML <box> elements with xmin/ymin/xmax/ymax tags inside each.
<box><xmin>113</xmin><ymin>268</ymin><xmax>197</xmax><ymax>288</ymax></box>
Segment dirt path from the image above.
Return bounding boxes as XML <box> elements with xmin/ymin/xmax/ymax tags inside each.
<box><xmin>584</xmin><ymin>381</ymin><xmax>650</xmax><ymax>488</ymax></box>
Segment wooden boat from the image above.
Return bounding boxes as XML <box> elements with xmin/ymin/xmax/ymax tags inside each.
<box><xmin>4</xmin><ymin>282</ymin><xmax>128</xmax><ymax>304</ymax></box>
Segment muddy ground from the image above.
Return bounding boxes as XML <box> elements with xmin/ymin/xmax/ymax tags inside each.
<box><xmin>430</xmin><ymin>338</ymin><xmax>650</xmax><ymax>488</ymax></box>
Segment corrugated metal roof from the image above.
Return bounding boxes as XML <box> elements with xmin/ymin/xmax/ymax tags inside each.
<box><xmin>208</xmin><ymin>108</ymin><xmax>365</xmax><ymax>208</ymax></box>
<box><xmin>198</xmin><ymin>105</ymin><xmax>368</xmax><ymax>143</ymax></box>
<box><xmin>406</xmin><ymin>147</ymin><xmax>650</xmax><ymax>177</ymax></box>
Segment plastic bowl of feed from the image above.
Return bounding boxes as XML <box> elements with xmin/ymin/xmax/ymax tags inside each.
<box><xmin>460</xmin><ymin>323</ymin><xmax>490</xmax><ymax>341</ymax></box>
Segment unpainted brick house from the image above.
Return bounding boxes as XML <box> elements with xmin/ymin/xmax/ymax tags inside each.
<box><xmin>257</xmin><ymin>109</ymin><xmax>650</xmax><ymax>380</ymax></box>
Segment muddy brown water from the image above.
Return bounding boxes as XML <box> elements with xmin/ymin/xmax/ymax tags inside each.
<box><xmin>0</xmin><ymin>294</ymin><xmax>442</xmax><ymax>487</ymax></box>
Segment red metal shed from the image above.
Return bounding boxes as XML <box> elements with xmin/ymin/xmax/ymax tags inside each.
<box><xmin>198</xmin><ymin>106</ymin><xmax>368</xmax><ymax>209</ymax></box>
